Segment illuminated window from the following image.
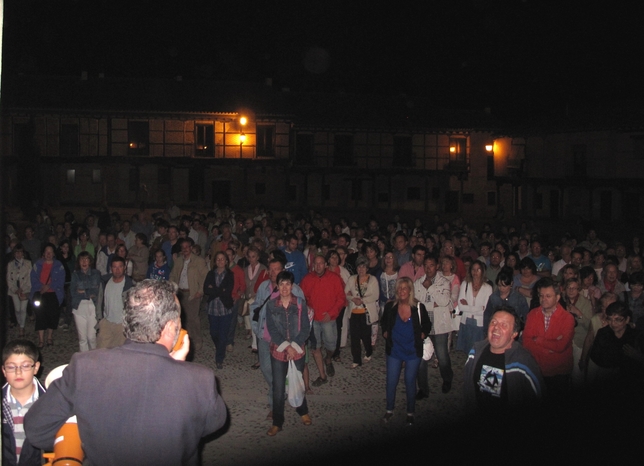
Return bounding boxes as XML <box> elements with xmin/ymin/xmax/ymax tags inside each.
<box><xmin>196</xmin><ymin>124</ymin><xmax>214</xmax><ymax>156</ymax></box>
<box><xmin>257</xmin><ymin>125</ymin><xmax>275</xmax><ymax>157</ymax></box>
<box><xmin>128</xmin><ymin>121</ymin><xmax>149</xmax><ymax>156</ymax></box>
<box><xmin>449</xmin><ymin>137</ymin><xmax>467</xmax><ymax>162</ymax></box>
<box><xmin>60</xmin><ymin>124</ymin><xmax>79</xmax><ymax>157</ymax></box>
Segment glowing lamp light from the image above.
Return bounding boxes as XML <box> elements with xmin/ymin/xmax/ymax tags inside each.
<box><xmin>239</xmin><ymin>133</ymin><xmax>246</xmax><ymax>144</ymax></box>
<box><xmin>449</xmin><ymin>146</ymin><xmax>456</xmax><ymax>153</ymax></box>
<box><xmin>485</xmin><ymin>144</ymin><xmax>493</xmax><ymax>152</ymax></box>
<box><xmin>240</xmin><ymin>116</ymin><xmax>247</xmax><ymax>126</ymax></box>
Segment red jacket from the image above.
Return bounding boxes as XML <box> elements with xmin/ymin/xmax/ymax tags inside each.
<box><xmin>230</xmin><ymin>264</ymin><xmax>247</xmax><ymax>301</ymax></box>
<box><xmin>522</xmin><ymin>303</ymin><xmax>575</xmax><ymax>377</ymax></box>
<box><xmin>300</xmin><ymin>270</ymin><xmax>346</xmax><ymax>321</ymax></box>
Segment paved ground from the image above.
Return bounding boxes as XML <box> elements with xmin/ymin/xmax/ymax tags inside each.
<box><xmin>5</xmin><ymin>311</ymin><xmax>471</xmax><ymax>465</ymax></box>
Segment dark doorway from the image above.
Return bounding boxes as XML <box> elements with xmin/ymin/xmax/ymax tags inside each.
<box><xmin>212</xmin><ymin>180</ymin><xmax>231</xmax><ymax>207</ymax></box>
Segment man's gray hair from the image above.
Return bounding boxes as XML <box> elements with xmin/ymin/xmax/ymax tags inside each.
<box><xmin>123</xmin><ymin>279</ymin><xmax>180</xmax><ymax>343</ymax></box>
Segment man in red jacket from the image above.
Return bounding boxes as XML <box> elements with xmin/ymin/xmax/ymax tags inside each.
<box><xmin>522</xmin><ymin>277</ymin><xmax>575</xmax><ymax>398</ymax></box>
<box><xmin>300</xmin><ymin>255</ymin><xmax>346</xmax><ymax>386</ymax></box>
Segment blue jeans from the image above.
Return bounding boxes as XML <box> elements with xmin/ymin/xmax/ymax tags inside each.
<box><xmin>386</xmin><ymin>355</ymin><xmax>422</xmax><ymax>413</ymax></box>
<box><xmin>271</xmin><ymin>356</ymin><xmax>308</xmax><ymax>428</ymax></box>
<box><xmin>257</xmin><ymin>337</ymin><xmax>273</xmax><ymax>409</ymax></box>
<box><xmin>417</xmin><ymin>333</ymin><xmax>453</xmax><ymax>394</ymax></box>
<box><xmin>208</xmin><ymin>313</ymin><xmax>233</xmax><ymax>364</ymax></box>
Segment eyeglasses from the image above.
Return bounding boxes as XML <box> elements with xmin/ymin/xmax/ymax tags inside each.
<box><xmin>3</xmin><ymin>363</ymin><xmax>36</xmax><ymax>373</ymax></box>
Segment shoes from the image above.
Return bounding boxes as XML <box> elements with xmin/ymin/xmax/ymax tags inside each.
<box><xmin>326</xmin><ymin>362</ymin><xmax>335</xmax><ymax>377</ymax></box>
<box><xmin>226</xmin><ymin>344</ymin><xmax>234</xmax><ymax>352</ymax></box>
<box><xmin>267</xmin><ymin>426</ymin><xmax>282</xmax><ymax>436</ymax></box>
<box><xmin>37</xmin><ymin>341</ymin><xmax>44</xmax><ymax>349</ymax></box>
<box><xmin>301</xmin><ymin>414</ymin><xmax>312</xmax><ymax>426</ymax></box>
<box><xmin>311</xmin><ymin>376</ymin><xmax>328</xmax><ymax>387</ymax></box>
<box><xmin>431</xmin><ymin>358</ymin><xmax>439</xmax><ymax>369</ymax></box>
<box><xmin>47</xmin><ymin>339</ymin><xmax>54</xmax><ymax>346</ymax></box>
<box><xmin>332</xmin><ymin>355</ymin><xmax>342</xmax><ymax>363</ymax></box>
<box><xmin>406</xmin><ymin>415</ymin><xmax>415</xmax><ymax>426</ymax></box>
<box><xmin>216</xmin><ymin>363</ymin><xmax>223</xmax><ymax>369</ymax></box>
<box><xmin>266</xmin><ymin>410</ymin><xmax>273</xmax><ymax>421</ymax></box>
<box><xmin>251</xmin><ymin>348</ymin><xmax>258</xmax><ymax>354</ymax></box>
<box><xmin>351</xmin><ymin>363</ymin><xmax>360</xmax><ymax>369</ymax></box>
<box><xmin>382</xmin><ymin>412</ymin><xmax>394</xmax><ymax>424</ymax></box>
<box><xmin>415</xmin><ymin>390</ymin><xmax>429</xmax><ymax>400</ymax></box>
<box><xmin>442</xmin><ymin>381</ymin><xmax>452</xmax><ymax>394</ymax></box>
<box><xmin>363</xmin><ymin>355</ymin><xmax>372</xmax><ymax>362</ymax></box>
<box><xmin>251</xmin><ymin>362</ymin><xmax>260</xmax><ymax>370</ymax></box>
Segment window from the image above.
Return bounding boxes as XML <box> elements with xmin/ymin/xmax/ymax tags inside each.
<box><xmin>393</xmin><ymin>136</ymin><xmax>413</xmax><ymax>167</ymax></box>
<box><xmin>334</xmin><ymin>135</ymin><xmax>354</xmax><ymax>166</ymax></box>
<box><xmin>407</xmin><ymin>187</ymin><xmax>421</xmax><ymax>200</ymax></box>
<box><xmin>13</xmin><ymin>123</ymin><xmax>31</xmax><ymax>155</ymax></box>
<box><xmin>487</xmin><ymin>191</ymin><xmax>496</xmax><ymax>206</ymax></box>
<box><xmin>572</xmin><ymin>144</ymin><xmax>587</xmax><ymax>175</ymax></box>
<box><xmin>322</xmin><ymin>184</ymin><xmax>330</xmax><ymax>201</ymax></box>
<box><xmin>66</xmin><ymin>169</ymin><xmax>76</xmax><ymax>184</ymax></box>
<box><xmin>92</xmin><ymin>169</ymin><xmax>102</xmax><ymax>184</ymax></box>
<box><xmin>351</xmin><ymin>179</ymin><xmax>362</xmax><ymax>201</ymax></box>
<box><xmin>534</xmin><ymin>192</ymin><xmax>543</xmax><ymax>210</ymax></box>
<box><xmin>195</xmin><ymin>124</ymin><xmax>214</xmax><ymax>156</ymax></box>
<box><xmin>128</xmin><ymin>121</ymin><xmax>149</xmax><ymax>156</ymax></box>
<box><xmin>129</xmin><ymin>168</ymin><xmax>140</xmax><ymax>191</ymax></box>
<box><xmin>462</xmin><ymin>193</ymin><xmax>474</xmax><ymax>204</ymax></box>
<box><xmin>449</xmin><ymin>137</ymin><xmax>467</xmax><ymax>162</ymax></box>
<box><xmin>255</xmin><ymin>182</ymin><xmax>266</xmax><ymax>195</ymax></box>
<box><xmin>257</xmin><ymin>125</ymin><xmax>275</xmax><ymax>157</ymax></box>
<box><xmin>295</xmin><ymin>133</ymin><xmax>314</xmax><ymax>165</ymax></box>
<box><xmin>287</xmin><ymin>185</ymin><xmax>297</xmax><ymax>201</ymax></box>
<box><xmin>377</xmin><ymin>192</ymin><xmax>389</xmax><ymax>203</ymax></box>
<box><xmin>60</xmin><ymin>124</ymin><xmax>79</xmax><ymax>157</ymax></box>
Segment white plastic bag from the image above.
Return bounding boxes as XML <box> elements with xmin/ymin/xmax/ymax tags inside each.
<box><xmin>287</xmin><ymin>360</ymin><xmax>305</xmax><ymax>407</ymax></box>
<box><xmin>422</xmin><ymin>337</ymin><xmax>435</xmax><ymax>361</ymax></box>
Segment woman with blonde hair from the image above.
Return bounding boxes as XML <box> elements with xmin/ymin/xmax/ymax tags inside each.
<box><xmin>381</xmin><ymin>277</ymin><xmax>431</xmax><ymax>425</ymax></box>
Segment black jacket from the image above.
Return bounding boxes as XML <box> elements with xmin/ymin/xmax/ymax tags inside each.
<box><xmin>381</xmin><ymin>301</ymin><xmax>432</xmax><ymax>358</ymax></box>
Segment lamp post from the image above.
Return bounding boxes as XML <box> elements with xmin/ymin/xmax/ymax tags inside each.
<box><xmin>239</xmin><ymin>132</ymin><xmax>246</xmax><ymax>158</ymax></box>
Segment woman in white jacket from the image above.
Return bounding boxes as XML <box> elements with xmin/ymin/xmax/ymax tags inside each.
<box><xmin>7</xmin><ymin>243</ymin><xmax>32</xmax><ymax>336</ymax></box>
<box><xmin>456</xmin><ymin>260</ymin><xmax>493</xmax><ymax>353</ymax></box>
<box><xmin>345</xmin><ymin>256</ymin><xmax>379</xmax><ymax>368</ymax></box>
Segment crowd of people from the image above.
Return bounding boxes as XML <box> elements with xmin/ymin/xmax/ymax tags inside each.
<box><xmin>4</xmin><ymin>202</ymin><xmax>644</xmax><ymax>462</ymax></box>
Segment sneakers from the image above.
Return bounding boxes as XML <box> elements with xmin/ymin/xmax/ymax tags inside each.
<box><xmin>382</xmin><ymin>412</ymin><xmax>394</xmax><ymax>424</ymax></box>
<box><xmin>326</xmin><ymin>362</ymin><xmax>335</xmax><ymax>377</ymax></box>
<box><xmin>301</xmin><ymin>414</ymin><xmax>312</xmax><ymax>426</ymax></box>
<box><xmin>311</xmin><ymin>376</ymin><xmax>328</xmax><ymax>387</ymax></box>
<box><xmin>363</xmin><ymin>355</ymin><xmax>372</xmax><ymax>363</ymax></box>
<box><xmin>267</xmin><ymin>426</ymin><xmax>282</xmax><ymax>436</ymax></box>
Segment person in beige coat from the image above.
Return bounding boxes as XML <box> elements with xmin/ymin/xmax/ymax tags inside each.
<box><xmin>170</xmin><ymin>238</ymin><xmax>208</xmax><ymax>352</ymax></box>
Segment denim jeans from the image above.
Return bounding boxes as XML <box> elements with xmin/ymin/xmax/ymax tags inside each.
<box><xmin>258</xmin><ymin>337</ymin><xmax>273</xmax><ymax>408</ymax></box>
<box><xmin>417</xmin><ymin>333</ymin><xmax>453</xmax><ymax>394</ymax></box>
<box><xmin>208</xmin><ymin>313</ymin><xmax>233</xmax><ymax>364</ymax></box>
<box><xmin>271</xmin><ymin>356</ymin><xmax>308</xmax><ymax>428</ymax></box>
<box><xmin>386</xmin><ymin>355</ymin><xmax>422</xmax><ymax>413</ymax></box>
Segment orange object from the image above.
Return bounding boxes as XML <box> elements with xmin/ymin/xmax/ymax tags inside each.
<box><xmin>173</xmin><ymin>328</ymin><xmax>188</xmax><ymax>352</ymax></box>
<box><xmin>43</xmin><ymin>421</ymin><xmax>84</xmax><ymax>465</ymax></box>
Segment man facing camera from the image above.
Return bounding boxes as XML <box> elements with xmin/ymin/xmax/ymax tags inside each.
<box><xmin>25</xmin><ymin>280</ymin><xmax>227</xmax><ymax>466</ymax></box>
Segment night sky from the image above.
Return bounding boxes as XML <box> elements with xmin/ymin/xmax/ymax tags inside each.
<box><xmin>3</xmin><ymin>1</ymin><xmax>643</xmax><ymax>120</ymax></box>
